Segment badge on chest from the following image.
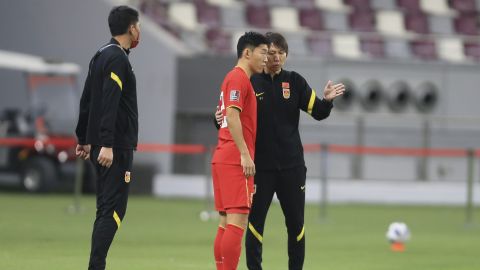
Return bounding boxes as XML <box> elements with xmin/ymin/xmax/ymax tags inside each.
<box><xmin>282</xmin><ymin>82</ymin><xmax>290</xmax><ymax>99</ymax></box>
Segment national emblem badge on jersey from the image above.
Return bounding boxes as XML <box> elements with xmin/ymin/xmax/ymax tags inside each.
<box><xmin>125</xmin><ymin>171</ymin><xmax>131</xmax><ymax>183</ymax></box>
<box><xmin>230</xmin><ymin>90</ymin><xmax>240</xmax><ymax>102</ymax></box>
<box><xmin>282</xmin><ymin>82</ymin><xmax>290</xmax><ymax>99</ymax></box>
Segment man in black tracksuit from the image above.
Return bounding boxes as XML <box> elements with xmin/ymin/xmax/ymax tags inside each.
<box><xmin>75</xmin><ymin>6</ymin><xmax>140</xmax><ymax>270</ymax></box>
<box><xmin>217</xmin><ymin>32</ymin><xmax>345</xmax><ymax>269</ymax></box>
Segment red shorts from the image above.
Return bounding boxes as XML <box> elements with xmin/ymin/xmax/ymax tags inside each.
<box><xmin>212</xmin><ymin>163</ymin><xmax>254</xmax><ymax>214</ymax></box>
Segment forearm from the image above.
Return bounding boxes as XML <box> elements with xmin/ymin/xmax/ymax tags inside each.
<box><xmin>226</xmin><ymin>113</ymin><xmax>249</xmax><ymax>155</ymax></box>
<box><xmin>311</xmin><ymin>98</ymin><xmax>333</xmax><ymax>121</ymax></box>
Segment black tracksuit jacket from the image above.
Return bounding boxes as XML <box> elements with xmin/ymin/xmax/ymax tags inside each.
<box><xmin>76</xmin><ymin>38</ymin><xmax>138</xmax><ymax>149</ymax></box>
<box><xmin>251</xmin><ymin>70</ymin><xmax>333</xmax><ymax>171</ymax></box>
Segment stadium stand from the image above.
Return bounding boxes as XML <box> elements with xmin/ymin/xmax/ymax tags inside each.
<box><xmin>136</xmin><ymin>0</ymin><xmax>480</xmax><ymax>63</ymax></box>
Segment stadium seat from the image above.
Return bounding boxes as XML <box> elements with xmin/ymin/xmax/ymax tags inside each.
<box><xmin>420</xmin><ymin>0</ymin><xmax>453</xmax><ymax>15</ymax></box>
<box><xmin>246</xmin><ymin>5</ymin><xmax>271</xmax><ymax>28</ymax></box>
<box><xmin>220</xmin><ymin>5</ymin><xmax>247</xmax><ymax>28</ymax></box>
<box><xmin>437</xmin><ymin>37</ymin><xmax>466</xmax><ymax>62</ymax></box>
<box><xmin>405</xmin><ymin>12</ymin><xmax>429</xmax><ymax>34</ymax></box>
<box><xmin>299</xmin><ymin>8</ymin><xmax>324</xmax><ymax>30</ymax></box>
<box><xmin>428</xmin><ymin>15</ymin><xmax>454</xmax><ymax>34</ymax></box>
<box><xmin>315</xmin><ymin>0</ymin><xmax>349</xmax><ymax>11</ymax></box>
<box><xmin>245</xmin><ymin>0</ymin><xmax>268</xmax><ymax>6</ymax></box>
<box><xmin>371</xmin><ymin>0</ymin><xmax>397</xmax><ymax>10</ymax></box>
<box><xmin>385</xmin><ymin>38</ymin><xmax>412</xmax><ymax>58</ymax></box>
<box><xmin>449</xmin><ymin>0</ymin><xmax>476</xmax><ymax>12</ymax></box>
<box><xmin>306</xmin><ymin>34</ymin><xmax>332</xmax><ymax>56</ymax></box>
<box><xmin>207</xmin><ymin>0</ymin><xmax>237</xmax><ymax>6</ymax></box>
<box><xmin>290</xmin><ymin>0</ymin><xmax>316</xmax><ymax>8</ymax></box>
<box><xmin>349</xmin><ymin>10</ymin><xmax>376</xmax><ymax>32</ymax></box>
<box><xmin>454</xmin><ymin>13</ymin><xmax>479</xmax><ymax>35</ymax></box>
<box><xmin>283</xmin><ymin>32</ymin><xmax>309</xmax><ymax>56</ymax></box>
<box><xmin>267</xmin><ymin>0</ymin><xmax>290</xmax><ymax>6</ymax></box>
<box><xmin>323</xmin><ymin>10</ymin><xmax>349</xmax><ymax>31</ymax></box>
<box><xmin>376</xmin><ymin>10</ymin><xmax>408</xmax><ymax>36</ymax></box>
<box><xmin>344</xmin><ymin>0</ymin><xmax>372</xmax><ymax>11</ymax></box>
<box><xmin>271</xmin><ymin>6</ymin><xmax>301</xmax><ymax>31</ymax></box>
<box><xmin>464</xmin><ymin>41</ymin><xmax>480</xmax><ymax>60</ymax></box>
<box><xmin>195</xmin><ymin>1</ymin><xmax>221</xmax><ymax>27</ymax></box>
<box><xmin>168</xmin><ymin>2</ymin><xmax>198</xmax><ymax>30</ymax></box>
<box><xmin>397</xmin><ymin>0</ymin><xmax>421</xmax><ymax>12</ymax></box>
<box><xmin>205</xmin><ymin>28</ymin><xmax>232</xmax><ymax>54</ymax></box>
<box><xmin>360</xmin><ymin>36</ymin><xmax>386</xmax><ymax>58</ymax></box>
<box><xmin>332</xmin><ymin>33</ymin><xmax>362</xmax><ymax>59</ymax></box>
<box><xmin>410</xmin><ymin>39</ymin><xmax>437</xmax><ymax>60</ymax></box>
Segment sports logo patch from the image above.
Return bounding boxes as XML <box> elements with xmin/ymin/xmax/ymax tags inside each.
<box><xmin>125</xmin><ymin>171</ymin><xmax>131</xmax><ymax>183</ymax></box>
<box><xmin>282</xmin><ymin>82</ymin><xmax>290</xmax><ymax>88</ymax></box>
<box><xmin>283</xmin><ymin>88</ymin><xmax>290</xmax><ymax>99</ymax></box>
<box><xmin>230</xmin><ymin>90</ymin><xmax>240</xmax><ymax>102</ymax></box>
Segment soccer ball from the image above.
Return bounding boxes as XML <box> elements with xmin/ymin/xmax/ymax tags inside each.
<box><xmin>386</xmin><ymin>222</ymin><xmax>411</xmax><ymax>243</ymax></box>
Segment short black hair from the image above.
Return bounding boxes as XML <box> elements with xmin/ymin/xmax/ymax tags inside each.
<box><xmin>236</xmin><ymin>31</ymin><xmax>269</xmax><ymax>59</ymax></box>
<box><xmin>108</xmin><ymin>6</ymin><xmax>139</xmax><ymax>36</ymax></box>
<box><xmin>266</xmin><ymin>32</ymin><xmax>289</xmax><ymax>55</ymax></box>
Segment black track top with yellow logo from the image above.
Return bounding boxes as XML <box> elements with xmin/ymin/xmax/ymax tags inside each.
<box><xmin>76</xmin><ymin>38</ymin><xmax>138</xmax><ymax>150</ymax></box>
<box><xmin>251</xmin><ymin>70</ymin><xmax>333</xmax><ymax>171</ymax></box>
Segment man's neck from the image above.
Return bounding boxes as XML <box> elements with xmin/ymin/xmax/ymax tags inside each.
<box><xmin>113</xmin><ymin>35</ymin><xmax>131</xmax><ymax>50</ymax></box>
<box><xmin>266</xmin><ymin>67</ymin><xmax>281</xmax><ymax>78</ymax></box>
<box><xmin>236</xmin><ymin>59</ymin><xmax>252</xmax><ymax>78</ymax></box>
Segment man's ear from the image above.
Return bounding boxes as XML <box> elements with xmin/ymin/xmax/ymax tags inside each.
<box><xmin>243</xmin><ymin>47</ymin><xmax>251</xmax><ymax>59</ymax></box>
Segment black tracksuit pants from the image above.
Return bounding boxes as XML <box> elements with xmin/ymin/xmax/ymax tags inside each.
<box><xmin>88</xmin><ymin>146</ymin><xmax>133</xmax><ymax>270</ymax></box>
<box><xmin>246</xmin><ymin>165</ymin><xmax>307</xmax><ymax>270</ymax></box>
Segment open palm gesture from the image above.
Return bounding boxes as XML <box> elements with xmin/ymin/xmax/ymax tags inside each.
<box><xmin>323</xmin><ymin>80</ymin><xmax>346</xmax><ymax>102</ymax></box>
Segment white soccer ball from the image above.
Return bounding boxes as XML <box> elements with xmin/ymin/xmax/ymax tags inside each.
<box><xmin>386</xmin><ymin>222</ymin><xmax>411</xmax><ymax>243</ymax></box>
<box><xmin>199</xmin><ymin>211</ymin><xmax>210</xmax><ymax>221</ymax></box>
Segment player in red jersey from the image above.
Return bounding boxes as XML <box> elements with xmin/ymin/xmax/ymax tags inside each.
<box><xmin>211</xmin><ymin>31</ymin><xmax>269</xmax><ymax>270</ymax></box>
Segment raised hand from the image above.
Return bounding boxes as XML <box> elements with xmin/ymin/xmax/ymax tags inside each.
<box><xmin>323</xmin><ymin>80</ymin><xmax>346</xmax><ymax>102</ymax></box>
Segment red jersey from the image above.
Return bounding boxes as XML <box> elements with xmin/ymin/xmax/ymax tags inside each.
<box><xmin>212</xmin><ymin>67</ymin><xmax>257</xmax><ymax>165</ymax></box>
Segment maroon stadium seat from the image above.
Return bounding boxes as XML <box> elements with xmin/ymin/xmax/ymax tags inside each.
<box><xmin>299</xmin><ymin>9</ymin><xmax>324</xmax><ymax>30</ymax></box>
<box><xmin>464</xmin><ymin>41</ymin><xmax>480</xmax><ymax>60</ymax></box>
<box><xmin>397</xmin><ymin>0</ymin><xmax>421</xmax><ymax>12</ymax></box>
<box><xmin>306</xmin><ymin>34</ymin><xmax>332</xmax><ymax>56</ymax></box>
<box><xmin>246</xmin><ymin>5</ymin><xmax>271</xmax><ymax>28</ymax></box>
<box><xmin>410</xmin><ymin>39</ymin><xmax>437</xmax><ymax>60</ymax></box>
<box><xmin>195</xmin><ymin>1</ymin><xmax>221</xmax><ymax>27</ymax></box>
<box><xmin>360</xmin><ymin>36</ymin><xmax>386</xmax><ymax>58</ymax></box>
<box><xmin>205</xmin><ymin>28</ymin><xmax>232</xmax><ymax>54</ymax></box>
<box><xmin>344</xmin><ymin>0</ymin><xmax>372</xmax><ymax>11</ymax></box>
<box><xmin>405</xmin><ymin>12</ymin><xmax>429</xmax><ymax>34</ymax></box>
<box><xmin>349</xmin><ymin>10</ymin><xmax>376</xmax><ymax>32</ymax></box>
<box><xmin>245</xmin><ymin>0</ymin><xmax>268</xmax><ymax>6</ymax></box>
<box><xmin>454</xmin><ymin>13</ymin><xmax>479</xmax><ymax>35</ymax></box>
<box><xmin>449</xmin><ymin>0</ymin><xmax>476</xmax><ymax>12</ymax></box>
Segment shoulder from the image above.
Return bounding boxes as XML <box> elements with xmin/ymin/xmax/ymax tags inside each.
<box><xmin>226</xmin><ymin>69</ymin><xmax>249</xmax><ymax>86</ymax></box>
<box><xmin>287</xmin><ymin>70</ymin><xmax>305</xmax><ymax>81</ymax></box>
<box><xmin>100</xmin><ymin>46</ymin><xmax>128</xmax><ymax>66</ymax></box>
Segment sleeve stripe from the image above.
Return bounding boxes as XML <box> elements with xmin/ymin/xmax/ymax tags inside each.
<box><xmin>307</xmin><ymin>89</ymin><xmax>316</xmax><ymax>115</ymax></box>
<box><xmin>226</xmin><ymin>105</ymin><xmax>243</xmax><ymax>112</ymax></box>
<box><xmin>110</xmin><ymin>72</ymin><xmax>123</xmax><ymax>91</ymax></box>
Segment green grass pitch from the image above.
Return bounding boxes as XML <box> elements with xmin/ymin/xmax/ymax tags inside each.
<box><xmin>0</xmin><ymin>192</ymin><xmax>479</xmax><ymax>269</ymax></box>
